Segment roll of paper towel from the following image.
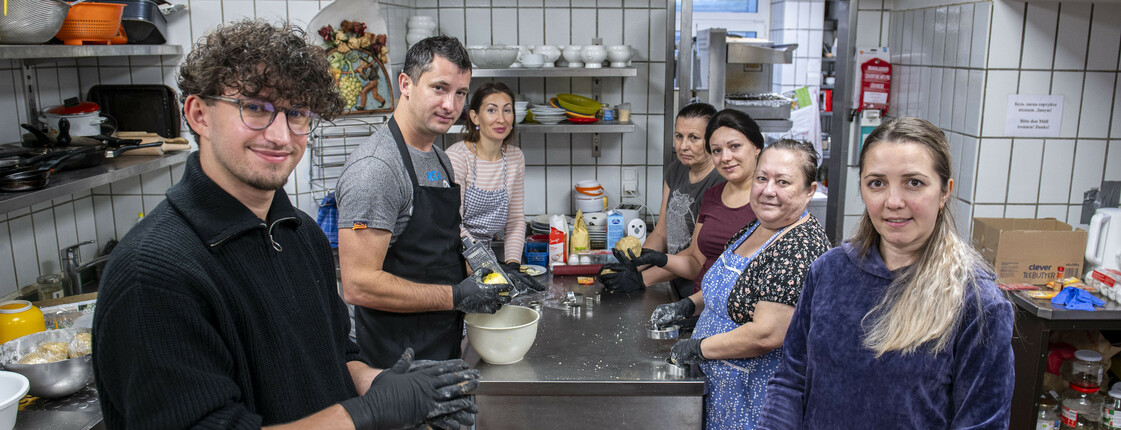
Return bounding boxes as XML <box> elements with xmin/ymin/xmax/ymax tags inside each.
<box><xmin>627</xmin><ymin>218</ymin><xmax>646</xmax><ymax>245</ymax></box>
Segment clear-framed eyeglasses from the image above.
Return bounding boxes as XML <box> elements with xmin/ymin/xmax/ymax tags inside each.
<box><xmin>202</xmin><ymin>96</ymin><xmax>320</xmax><ymax>136</ymax></box>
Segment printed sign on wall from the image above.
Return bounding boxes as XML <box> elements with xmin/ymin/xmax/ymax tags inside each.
<box><xmin>1004</xmin><ymin>94</ymin><xmax>1064</xmax><ymax>137</ymax></box>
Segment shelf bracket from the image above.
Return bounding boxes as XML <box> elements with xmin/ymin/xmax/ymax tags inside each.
<box><xmin>592</xmin><ymin>77</ymin><xmax>601</xmax><ymax>101</ymax></box>
<box><xmin>21</xmin><ymin>61</ymin><xmax>40</xmax><ymax>129</ymax></box>
<box><xmin>592</xmin><ymin>133</ymin><xmax>601</xmax><ymax>158</ymax></box>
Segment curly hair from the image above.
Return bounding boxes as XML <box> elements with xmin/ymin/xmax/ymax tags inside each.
<box><xmin>177</xmin><ymin>19</ymin><xmax>345</xmax><ymax>137</ymax></box>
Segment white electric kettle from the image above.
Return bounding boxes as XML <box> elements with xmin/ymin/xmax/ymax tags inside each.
<box><xmin>1086</xmin><ymin>208</ymin><xmax>1121</xmax><ymax>272</ymax></box>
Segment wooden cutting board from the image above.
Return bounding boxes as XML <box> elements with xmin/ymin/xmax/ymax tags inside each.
<box><xmin>115</xmin><ymin>131</ymin><xmax>193</xmax><ymax>156</ymax></box>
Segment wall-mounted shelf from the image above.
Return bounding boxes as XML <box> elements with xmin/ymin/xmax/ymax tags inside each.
<box><xmin>3</xmin><ymin>44</ymin><xmax>185</xmax><ymax>130</ymax></box>
<box><xmin>471</xmin><ymin>67</ymin><xmax>637</xmax><ymax>78</ymax></box>
<box><xmin>0</xmin><ymin>150</ymin><xmax>191</xmax><ymax>214</ymax></box>
<box><xmin>0</xmin><ymin>44</ymin><xmax>182</xmax><ymax>62</ymax></box>
<box><xmin>447</xmin><ymin>121</ymin><xmax>635</xmax><ymax>134</ymax></box>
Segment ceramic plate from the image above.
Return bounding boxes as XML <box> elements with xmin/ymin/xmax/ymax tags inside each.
<box><xmin>520</xmin><ymin>264</ymin><xmax>547</xmax><ymax>277</ymax></box>
<box><xmin>567</xmin><ymin>117</ymin><xmax>599</xmax><ymax>124</ymax></box>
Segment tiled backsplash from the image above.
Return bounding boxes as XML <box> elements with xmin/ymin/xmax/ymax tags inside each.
<box><xmin>846</xmin><ymin>0</ymin><xmax>1121</xmax><ymax>240</ymax></box>
<box><xmin>0</xmin><ymin>0</ymin><xmax>671</xmax><ymax>295</ymax></box>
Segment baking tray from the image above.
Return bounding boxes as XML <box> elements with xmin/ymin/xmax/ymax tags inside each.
<box><xmin>86</xmin><ymin>84</ymin><xmax>180</xmax><ymax>138</ymax></box>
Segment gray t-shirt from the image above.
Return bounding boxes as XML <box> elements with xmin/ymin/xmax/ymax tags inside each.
<box><xmin>662</xmin><ymin>159</ymin><xmax>725</xmax><ymax>254</ymax></box>
<box><xmin>336</xmin><ymin>122</ymin><xmax>454</xmax><ymax>245</ymax></box>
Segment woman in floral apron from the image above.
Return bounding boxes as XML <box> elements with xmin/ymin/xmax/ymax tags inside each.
<box><xmin>657</xmin><ymin>140</ymin><xmax>832</xmax><ymax>429</ymax></box>
<box><xmin>446</xmin><ymin>82</ymin><xmax>542</xmax><ymax>294</ymax></box>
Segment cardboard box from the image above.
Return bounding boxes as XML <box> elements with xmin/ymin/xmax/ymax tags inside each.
<box><xmin>972</xmin><ymin>218</ymin><xmax>1087</xmax><ymax>285</ymax></box>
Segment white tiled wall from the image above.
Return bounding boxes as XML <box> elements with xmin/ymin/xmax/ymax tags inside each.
<box><xmin>0</xmin><ymin>0</ymin><xmax>670</xmax><ymax>295</ymax></box>
<box><xmin>856</xmin><ymin>0</ymin><xmax>1121</xmax><ymax>239</ymax></box>
<box><xmin>770</xmin><ymin>0</ymin><xmax>826</xmax><ymax>94</ymax></box>
<box><xmin>412</xmin><ymin>1</ymin><xmax>669</xmax><ymax>218</ymax></box>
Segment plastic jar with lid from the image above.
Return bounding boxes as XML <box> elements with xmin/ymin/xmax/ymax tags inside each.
<box><xmin>1062</xmin><ymin>383</ymin><xmax>1103</xmax><ymax>429</ymax></box>
<box><xmin>0</xmin><ymin>300</ymin><xmax>47</xmax><ymax>344</ymax></box>
<box><xmin>1062</xmin><ymin>350</ymin><xmax>1105</xmax><ymax>389</ymax></box>
<box><xmin>1104</xmin><ymin>383</ymin><xmax>1121</xmax><ymax>429</ymax></box>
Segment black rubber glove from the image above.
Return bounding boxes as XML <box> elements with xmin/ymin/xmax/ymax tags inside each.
<box><xmin>425</xmin><ymin>409</ymin><xmax>478</xmax><ymax>430</ymax></box>
<box><xmin>599</xmin><ymin>263</ymin><xmax>645</xmax><ymax>293</ymax></box>
<box><xmin>503</xmin><ymin>261</ymin><xmax>547</xmax><ymax>295</ymax></box>
<box><xmin>452</xmin><ymin>268</ymin><xmax>512</xmax><ymax>314</ymax></box>
<box><xmin>651</xmin><ymin>298</ymin><xmax>696</xmax><ymax>328</ymax></box>
<box><xmin>614</xmin><ymin>248</ymin><xmax>669</xmax><ymax>268</ymax></box>
<box><xmin>340</xmin><ymin>348</ymin><xmax>480</xmax><ymax>430</ymax></box>
<box><xmin>671</xmin><ymin>337</ymin><xmax>706</xmax><ymax>365</ymax></box>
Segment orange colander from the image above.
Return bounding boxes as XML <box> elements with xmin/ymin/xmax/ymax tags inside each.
<box><xmin>55</xmin><ymin>2</ymin><xmax>125</xmax><ymax>45</ymax></box>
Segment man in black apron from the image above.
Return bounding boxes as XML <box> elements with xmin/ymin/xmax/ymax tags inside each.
<box><xmin>337</xmin><ymin>36</ymin><xmax>511</xmax><ymax>369</ymax></box>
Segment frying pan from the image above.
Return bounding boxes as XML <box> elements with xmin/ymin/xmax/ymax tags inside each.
<box><xmin>0</xmin><ymin>150</ymin><xmax>85</xmax><ymax>192</ymax></box>
<box><xmin>57</xmin><ymin>141</ymin><xmax>161</xmax><ymax>171</ymax></box>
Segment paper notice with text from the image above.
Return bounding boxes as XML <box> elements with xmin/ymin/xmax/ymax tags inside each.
<box><xmin>1005</xmin><ymin>94</ymin><xmax>1064</xmax><ymax>137</ymax></box>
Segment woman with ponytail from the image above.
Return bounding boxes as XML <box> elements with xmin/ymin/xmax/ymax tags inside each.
<box><xmin>757</xmin><ymin>117</ymin><xmax>1014</xmax><ymax>429</ymax></box>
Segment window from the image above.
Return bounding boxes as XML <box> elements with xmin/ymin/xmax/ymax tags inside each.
<box><xmin>676</xmin><ymin>0</ymin><xmax>758</xmax><ymax>13</ymax></box>
<box><xmin>675</xmin><ymin>0</ymin><xmax>769</xmax><ymax>46</ymax></box>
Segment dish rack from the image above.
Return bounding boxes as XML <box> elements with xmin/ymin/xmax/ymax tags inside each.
<box><xmin>308</xmin><ymin>117</ymin><xmax>384</xmax><ymax>203</ymax></box>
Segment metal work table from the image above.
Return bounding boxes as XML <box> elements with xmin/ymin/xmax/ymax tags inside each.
<box><xmin>1008</xmin><ymin>290</ymin><xmax>1121</xmax><ymax>429</ymax></box>
<box><xmin>466</xmin><ymin>276</ymin><xmax>705</xmax><ymax>429</ymax></box>
<box><xmin>15</xmin><ymin>385</ymin><xmax>103</xmax><ymax>430</ymax></box>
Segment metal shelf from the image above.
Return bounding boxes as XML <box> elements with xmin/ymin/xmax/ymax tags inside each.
<box><xmin>447</xmin><ymin>121</ymin><xmax>635</xmax><ymax>134</ymax></box>
<box><xmin>0</xmin><ymin>150</ymin><xmax>191</xmax><ymax>214</ymax></box>
<box><xmin>0</xmin><ymin>44</ymin><xmax>182</xmax><ymax>61</ymax></box>
<box><xmin>756</xmin><ymin>119</ymin><xmax>794</xmax><ymax>133</ymax></box>
<box><xmin>471</xmin><ymin>67</ymin><xmax>637</xmax><ymax>78</ymax></box>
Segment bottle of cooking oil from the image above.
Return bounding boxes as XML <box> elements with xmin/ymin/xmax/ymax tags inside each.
<box><xmin>1061</xmin><ymin>350</ymin><xmax>1104</xmax><ymax>430</ymax></box>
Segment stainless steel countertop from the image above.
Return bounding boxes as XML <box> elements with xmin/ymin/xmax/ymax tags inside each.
<box><xmin>466</xmin><ymin>275</ymin><xmax>705</xmax><ymax>396</ymax></box>
<box><xmin>1007</xmin><ymin>289</ymin><xmax>1121</xmax><ymax>320</ymax></box>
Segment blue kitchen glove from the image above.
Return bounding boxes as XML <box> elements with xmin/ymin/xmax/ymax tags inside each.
<box><xmin>1051</xmin><ymin>287</ymin><xmax>1105</xmax><ymax>311</ymax></box>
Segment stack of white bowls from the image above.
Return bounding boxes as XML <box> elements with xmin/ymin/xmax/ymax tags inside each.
<box><xmin>407</xmin><ymin>16</ymin><xmax>436</xmax><ymax>49</ymax></box>
<box><xmin>528</xmin><ymin>104</ymin><xmax>566</xmax><ymax>124</ymax></box>
<box><xmin>514</xmin><ymin>100</ymin><xmax>528</xmax><ymax>124</ymax></box>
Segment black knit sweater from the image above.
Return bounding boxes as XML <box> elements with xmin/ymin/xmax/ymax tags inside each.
<box><xmin>93</xmin><ymin>152</ymin><xmax>362</xmax><ymax>429</ymax></box>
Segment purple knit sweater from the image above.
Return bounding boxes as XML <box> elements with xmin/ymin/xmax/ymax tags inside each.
<box><xmin>757</xmin><ymin>242</ymin><xmax>1015</xmax><ymax>429</ymax></box>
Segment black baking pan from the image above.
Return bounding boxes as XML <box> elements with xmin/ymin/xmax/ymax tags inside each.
<box><xmin>86</xmin><ymin>85</ymin><xmax>180</xmax><ymax>138</ymax></box>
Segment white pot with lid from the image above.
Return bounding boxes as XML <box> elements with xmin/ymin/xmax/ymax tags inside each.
<box><xmin>40</xmin><ymin>99</ymin><xmax>106</xmax><ymax>137</ymax></box>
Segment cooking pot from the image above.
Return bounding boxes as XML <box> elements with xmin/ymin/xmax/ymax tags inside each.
<box><xmin>41</xmin><ymin>99</ymin><xmax>106</xmax><ymax>137</ymax></box>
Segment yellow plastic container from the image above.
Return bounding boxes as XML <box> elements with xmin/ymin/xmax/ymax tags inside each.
<box><xmin>0</xmin><ymin>300</ymin><xmax>46</xmax><ymax>344</ymax></box>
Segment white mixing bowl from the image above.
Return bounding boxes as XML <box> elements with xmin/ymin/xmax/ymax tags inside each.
<box><xmin>465</xmin><ymin>305</ymin><xmax>540</xmax><ymax>365</ymax></box>
<box><xmin>0</xmin><ymin>371</ymin><xmax>29</xmax><ymax>430</ymax></box>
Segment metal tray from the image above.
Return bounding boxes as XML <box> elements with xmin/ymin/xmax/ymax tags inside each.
<box><xmin>86</xmin><ymin>84</ymin><xmax>180</xmax><ymax>138</ymax></box>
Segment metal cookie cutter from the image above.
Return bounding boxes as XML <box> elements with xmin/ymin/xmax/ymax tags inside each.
<box><xmin>665</xmin><ymin>357</ymin><xmax>686</xmax><ymax>377</ymax></box>
<box><xmin>646</xmin><ymin>324</ymin><xmax>680</xmax><ymax>340</ymax></box>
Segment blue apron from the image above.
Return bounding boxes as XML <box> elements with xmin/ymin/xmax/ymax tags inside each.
<box><xmin>694</xmin><ymin>216</ymin><xmax>799</xmax><ymax>430</ymax></box>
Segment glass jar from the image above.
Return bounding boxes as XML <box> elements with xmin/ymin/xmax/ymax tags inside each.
<box><xmin>35</xmin><ymin>274</ymin><xmax>64</xmax><ymax>301</ymax></box>
<box><xmin>1061</xmin><ymin>383</ymin><xmax>1104</xmax><ymax>429</ymax></box>
<box><xmin>1104</xmin><ymin>384</ymin><xmax>1121</xmax><ymax>430</ymax></box>
<box><xmin>0</xmin><ymin>300</ymin><xmax>46</xmax><ymax>344</ymax></box>
<box><xmin>1039</xmin><ymin>394</ymin><xmax>1060</xmax><ymax>429</ymax></box>
<box><xmin>601</xmin><ymin>103</ymin><xmax>614</xmax><ymax>121</ymax></box>
<box><xmin>1062</xmin><ymin>350</ymin><xmax>1105</xmax><ymax>389</ymax></box>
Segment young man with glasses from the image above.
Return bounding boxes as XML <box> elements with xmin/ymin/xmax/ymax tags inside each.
<box><xmin>93</xmin><ymin>21</ymin><xmax>478</xmax><ymax>430</ymax></box>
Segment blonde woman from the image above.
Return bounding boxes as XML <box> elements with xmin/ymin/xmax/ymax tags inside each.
<box><xmin>757</xmin><ymin>117</ymin><xmax>1014</xmax><ymax>428</ymax></box>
